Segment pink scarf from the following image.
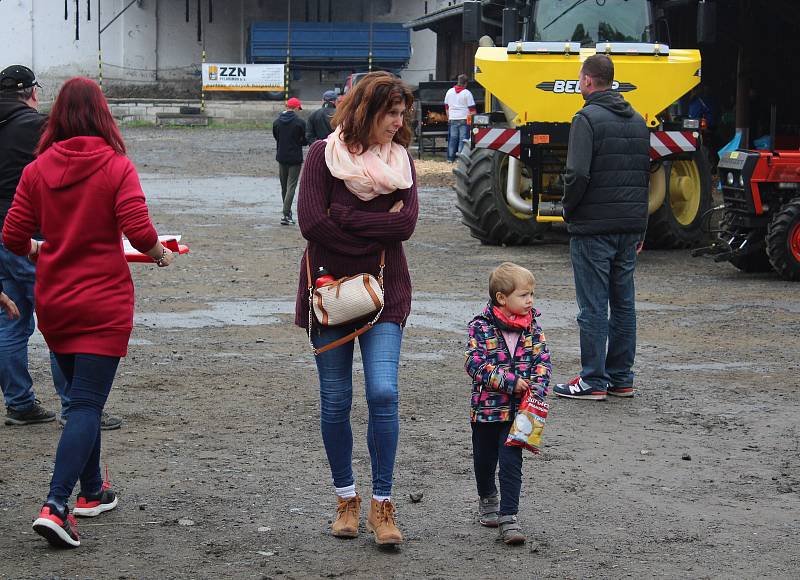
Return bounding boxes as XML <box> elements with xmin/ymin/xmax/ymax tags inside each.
<box><xmin>324</xmin><ymin>127</ymin><xmax>413</xmax><ymax>201</ymax></box>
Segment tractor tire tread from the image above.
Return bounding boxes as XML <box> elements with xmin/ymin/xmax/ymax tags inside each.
<box><xmin>645</xmin><ymin>148</ymin><xmax>713</xmax><ymax>249</ymax></box>
<box><xmin>766</xmin><ymin>198</ymin><xmax>800</xmax><ymax>281</ymax></box>
<box><xmin>453</xmin><ymin>143</ymin><xmax>548</xmax><ymax>246</ymax></box>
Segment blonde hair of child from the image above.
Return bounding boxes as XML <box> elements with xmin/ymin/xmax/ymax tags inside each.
<box><xmin>489</xmin><ymin>262</ymin><xmax>536</xmax><ymax>304</ymax></box>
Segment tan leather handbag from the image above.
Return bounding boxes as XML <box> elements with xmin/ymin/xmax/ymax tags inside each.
<box><xmin>305</xmin><ymin>248</ymin><xmax>385</xmax><ymax>355</ymax></box>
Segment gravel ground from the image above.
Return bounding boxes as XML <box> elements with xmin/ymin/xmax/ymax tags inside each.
<box><xmin>0</xmin><ymin>127</ymin><xmax>798</xmax><ymax>579</ymax></box>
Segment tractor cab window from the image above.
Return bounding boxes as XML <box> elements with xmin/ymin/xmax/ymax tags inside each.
<box><xmin>533</xmin><ymin>0</ymin><xmax>650</xmax><ymax>46</ymax></box>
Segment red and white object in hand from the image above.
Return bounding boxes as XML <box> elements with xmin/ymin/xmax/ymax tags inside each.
<box><xmin>124</xmin><ymin>234</ymin><xmax>190</xmax><ymax>263</ymax></box>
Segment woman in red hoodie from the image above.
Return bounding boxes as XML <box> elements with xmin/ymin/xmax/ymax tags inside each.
<box><xmin>2</xmin><ymin>77</ymin><xmax>174</xmax><ymax>548</ymax></box>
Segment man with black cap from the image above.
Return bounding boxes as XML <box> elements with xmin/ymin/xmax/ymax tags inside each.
<box><xmin>0</xmin><ymin>65</ymin><xmax>122</xmax><ymax>429</ymax></box>
<box><xmin>305</xmin><ymin>90</ymin><xmax>337</xmax><ymax>145</ymax></box>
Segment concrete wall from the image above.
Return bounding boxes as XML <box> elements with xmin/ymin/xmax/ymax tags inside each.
<box><xmin>156</xmin><ymin>0</ymin><xmax>250</xmax><ymax>83</ymax></box>
<box><xmin>1</xmin><ymin>0</ymin><xmax>436</xmax><ymax>101</ymax></box>
<box><xmin>386</xmin><ymin>0</ymin><xmax>437</xmax><ymax>87</ymax></box>
<box><xmin>2</xmin><ymin>0</ymin><xmax>125</xmax><ymax>100</ymax></box>
<box><xmin>106</xmin><ymin>98</ymin><xmax>286</xmax><ymax>124</ymax></box>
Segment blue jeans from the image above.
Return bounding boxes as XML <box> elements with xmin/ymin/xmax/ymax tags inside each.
<box><xmin>48</xmin><ymin>353</ymin><xmax>119</xmax><ymax>507</ymax></box>
<box><xmin>313</xmin><ymin>322</ymin><xmax>402</xmax><ymax>497</ymax></box>
<box><xmin>472</xmin><ymin>421</ymin><xmax>522</xmax><ymax>516</ymax></box>
<box><xmin>570</xmin><ymin>234</ymin><xmax>640</xmax><ymax>389</ymax></box>
<box><xmin>447</xmin><ymin>119</ymin><xmax>469</xmax><ymax>161</ymax></box>
<box><xmin>0</xmin><ymin>242</ymin><xmax>68</xmax><ymax>412</ymax></box>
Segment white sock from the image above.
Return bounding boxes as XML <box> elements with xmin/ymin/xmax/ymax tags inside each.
<box><xmin>335</xmin><ymin>484</ymin><xmax>356</xmax><ymax>499</ymax></box>
<box><xmin>373</xmin><ymin>494</ymin><xmax>391</xmax><ymax>503</ymax></box>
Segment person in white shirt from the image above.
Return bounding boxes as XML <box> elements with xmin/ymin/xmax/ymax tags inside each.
<box><xmin>444</xmin><ymin>74</ymin><xmax>477</xmax><ymax>162</ymax></box>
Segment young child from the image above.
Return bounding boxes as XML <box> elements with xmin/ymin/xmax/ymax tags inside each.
<box><xmin>465</xmin><ymin>262</ymin><xmax>551</xmax><ymax>545</ymax></box>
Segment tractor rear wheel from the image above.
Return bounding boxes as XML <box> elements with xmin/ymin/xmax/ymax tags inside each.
<box><xmin>453</xmin><ymin>143</ymin><xmax>549</xmax><ymax>245</ymax></box>
<box><xmin>766</xmin><ymin>198</ymin><xmax>800</xmax><ymax>281</ymax></box>
<box><xmin>645</xmin><ymin>148</ymin><xmax>713</xmax><ymax>249</ymax></box>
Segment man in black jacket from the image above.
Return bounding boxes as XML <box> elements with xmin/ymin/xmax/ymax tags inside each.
<box><xmin>272</xmin><ymin>97</ymin><xmax>307</xmax><ymax>225</ymax></box>
<box><xmin>0</xmin><ymin>65</ymin><xmax>58</xmax><ymax>425</ymax></box>
<box><xmin>305</xmin><ymin>90</ymin><xmax>336</xmax><ymax>145</ymax></box>
<box><xmin>0</xmin><ymin>65</ymin><xmax>122</xmax><ymax>429</ymax></box>
<box><xmin>554</xmin><ymin>54</ymin><xmax>650</xmax><ymax>401</ymax></box>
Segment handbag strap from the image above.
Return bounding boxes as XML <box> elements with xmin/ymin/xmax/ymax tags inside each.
<box><xmin>314</xmin><ymin>322</ymin><xmax>373</xmax><ymax>355</ymax></box>
<box><xmin>307</xmin><ymin>296</ymin><xmax>385</xmax><ymax>355</ymax></box>
<box><xmin>304</xmin><ymin>245</ymin><xmax>386</xmax><ymax>355</ymax></box>
<box><xmin>305</xmin><ymin>247</ymin><xmax>313</xmax><ymax>292</ymax></box>
<box><xmin>304</xmin><ymin>246</ymin><xmax>386</xmax><ymax>289</ymax></box>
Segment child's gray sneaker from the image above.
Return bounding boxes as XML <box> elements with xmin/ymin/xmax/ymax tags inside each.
<box><xmin>478</xmin><ymin>495</ymin><xmax>499</xmax><ymax>527</ymax></box>
<box><xmin>497</xmin><ymin>514</ymin><xmax>526</xmax><ymax>545</ymax></box>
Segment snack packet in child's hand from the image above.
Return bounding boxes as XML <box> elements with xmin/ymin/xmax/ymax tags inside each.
<box><xmin>505</xmin><ymin>389</ymin><xmax>548</xmax><ymax>454</ymax></box>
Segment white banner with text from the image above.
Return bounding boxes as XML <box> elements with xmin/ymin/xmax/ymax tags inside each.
<box><xmin>202</xmin><ymin>64</ymin><xmax>284</xmax><ymax>91</ymax></box>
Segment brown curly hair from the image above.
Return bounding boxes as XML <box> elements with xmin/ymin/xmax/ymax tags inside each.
<box><xmin>331</xmin><ymin>71</ymin><xmax>415</xmax><ymax>153</ymax></box>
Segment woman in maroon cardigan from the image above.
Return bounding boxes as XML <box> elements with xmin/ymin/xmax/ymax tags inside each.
<box><xmin>295</xmin><ymin>72</ymin><xmax>418</xmax><ymax>546</ymax></box>
<box><xmin>3</xmin><ymin>78</ymin><xmax>174</xmax><ymax>549</ymax></box>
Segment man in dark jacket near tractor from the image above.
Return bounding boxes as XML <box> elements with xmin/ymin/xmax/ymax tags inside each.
<box><xmin>554</xmin><ymin>54</ymin><xmax>650</xmax><ymax>402</ymax></box>
<box><xmin>305</xmin><ymin>90</ymin><xmax>336</xmax><ymax>144</ymax></box>
<box><xmin>272</xmin><ymin>97</ymin><xmax>307</xmax><ymax>225</ymax></box>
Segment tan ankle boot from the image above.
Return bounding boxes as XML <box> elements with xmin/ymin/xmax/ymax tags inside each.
<box><xmin>331</xmin><ymin>495</ymin><xmax>361</xmax><ymax>538</ymax></box>
<box><xmin>366</xmin><ymin>498</ymin><xmax>403</xmax><ymax>545</ymax></box>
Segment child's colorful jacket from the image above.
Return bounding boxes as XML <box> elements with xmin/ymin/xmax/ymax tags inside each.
<box><xmin>465</xmin><ymin>302</ymin><xmax>551</xmax><ymax>423</ymax></box>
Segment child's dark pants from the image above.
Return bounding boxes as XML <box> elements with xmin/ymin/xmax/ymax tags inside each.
<box><xmin>471</xmin><ymin>421</ymin><xmax>523</xmax><ymax>516</ymax></box>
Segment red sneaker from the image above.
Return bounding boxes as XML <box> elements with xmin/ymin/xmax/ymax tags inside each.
<box><xmin>74</xmin><ymin>465</ymin><xmax>118</xmax><ymax>517</ymax></box>
<box><xmin>73</xmin><ymin>481</ymin><xmax>118</xmax><ymax>517</ymax></box>
<box><xmin>32</xmin><ymin>503</ymin><xmax>80</xmax><ymax>548</ymax></box>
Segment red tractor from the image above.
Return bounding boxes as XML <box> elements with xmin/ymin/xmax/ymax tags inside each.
<box><xmin>696</xmin><ymin>147</ymin><xmax>800</xmax><ymax>280</ymax></box>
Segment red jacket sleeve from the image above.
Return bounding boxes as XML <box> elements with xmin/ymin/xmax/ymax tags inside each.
<box><xmin>297</xmin><ymin>142</ymin><xmax>383</xmax><ymax>256</ymax></box>
<box><xmin>1</xmin><ymin>166</ymin><xmax>37</xmax><ymax>256</ymax></box>
<box><xmin>111</xmin><ymin>158</ymin><xmax>159</xmax><ymax>253</ymax></box>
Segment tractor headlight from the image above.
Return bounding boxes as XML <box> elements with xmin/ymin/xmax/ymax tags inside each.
<box><xmin>738</xmin><ymin>175</ymin><xmax>745</xmax><ymax>188</ymax></box>
<box><xmin>472</xmin><ymin>114</ymin><xmax>490</xmax><ymax>126</ymax></box>
<box><xmin>682</xmin><ymin>119</ymin><xmax>700</xmax><ymax>129</ymax></box>
<box><xmin>726</xmin><ymin>172</ymin><xmax>734</xmax><ymax>186</ymax></box>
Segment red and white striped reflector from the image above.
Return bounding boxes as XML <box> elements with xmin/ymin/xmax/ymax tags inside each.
<box><xmin>473</xmin><ymin>128</ymin><xmax>697</xmax><ymax>162</ymax></box>
<box><xmin>472</xmin><ymin>128</ymin><xmax>521</xmax><ymax>158</ymax></box>
<box><xmin>649</xmin><ymin>131</ymin><xmax>698</xmax><ymax>160</ymax></box>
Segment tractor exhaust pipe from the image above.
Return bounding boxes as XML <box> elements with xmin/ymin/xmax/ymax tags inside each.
<box><xmin>478</xmin><ymin>36</ymin><xmax>532</xmax><ymax>216</ymax></box>
<box><xmin>769</xmin><ymin>104</ymin><xmax>777</xmax><ymax>153</ymax></box>
<box><xmin>506</xmin><ymin>157</ymin><xmax>533</xmax><ymax>215</ymax></box>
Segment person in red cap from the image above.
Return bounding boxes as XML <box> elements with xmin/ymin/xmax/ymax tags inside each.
<box><xmin>272</xmin><ymin>97</ymin><xmax>307</xmax><ymax>225</ymax></box>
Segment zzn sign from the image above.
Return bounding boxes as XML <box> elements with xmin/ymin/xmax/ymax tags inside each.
<box><xmin>202</xmin><ymin>63</ymin><xmax>284</xmax><ymax>91</ymax></box>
